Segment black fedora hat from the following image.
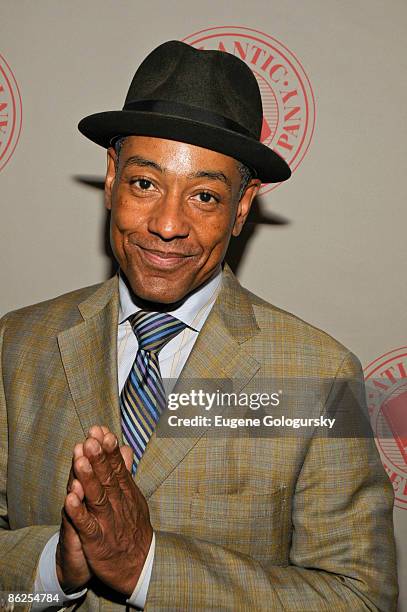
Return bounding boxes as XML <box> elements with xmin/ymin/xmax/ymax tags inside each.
<box><xmin>78</xmin><ymin>40</ymin><xmax>291</xmax><ymax>183</ymax></box>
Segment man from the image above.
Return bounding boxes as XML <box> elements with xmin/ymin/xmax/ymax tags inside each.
<box><xmin>0</xmin><ymin>40</ymin><xmax>398</xmax><ymax>611</ymax></box>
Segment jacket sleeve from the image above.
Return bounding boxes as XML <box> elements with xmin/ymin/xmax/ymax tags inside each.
<box><xmin>144</xmin><ymin>353</ymin><xmax>399</xmax><ymax>611</ymax></box>
<box><xmin>0</xmin><ymin>314</ymin><xmax>60</xmax><ymax>603</ymax></box>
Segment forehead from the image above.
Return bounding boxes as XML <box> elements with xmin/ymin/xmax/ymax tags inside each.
<box><xmin>117</xmin><ymin>135</ymin><xmax>240</xmax><ymax>178</ymax></box>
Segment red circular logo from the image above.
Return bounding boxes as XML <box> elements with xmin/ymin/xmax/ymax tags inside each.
<box><xmin>0</xmin><ymin>53</ymin><xmax>22</xmax><ymax>173</ymax></box>
<box><xmin>182</xmin><ymin>26</ymin><xmax>316</xmax><ymax>194</ymax></box>
<box><xmin>365</xmin><ymin>347</ymin><xmax>407</xmax><ymax>510</ymax></box>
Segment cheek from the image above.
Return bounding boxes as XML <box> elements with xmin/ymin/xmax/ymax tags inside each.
<box><xmin>196</xmin><ymin>212</ymin><xmax>235</xmax><ymax>252</ymax></box>
<box><xmin>110</xmin><ymin>198</ymin><xmax>140</xmax><ymax>230</ymax></box>
<box><xmin>109</xmin><ymin>223</ymin><xmax>125</xmax><ymax>265</ymax></box>
<box><xmin>200</xmin><ymin>217</ymin><xmax>233</xmax><ymax>258</ymax></box>
<box><xmin>109</xmin><ymin>201</ymin><xmax>140</xmax><ymax>257</ymax></box>
<box><xmin>110</xmin><ymin>200</ymin><xmax>150</xmax><ymax>255</ymax></box>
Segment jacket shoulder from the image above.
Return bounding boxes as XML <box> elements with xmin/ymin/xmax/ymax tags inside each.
<box><xmin>243</xmin><ymin>287</ymin><xmax>359</xmax><ymax>374</ymax></box>
<box><xmin>1</xmin><ymin>279</ymin><xmax>112</xmax><ymax>336</ymax></box>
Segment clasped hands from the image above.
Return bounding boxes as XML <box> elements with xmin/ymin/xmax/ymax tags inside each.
<box><xmin>56</xmin><ymin>425</ymin><xmax>153</xmax><ymax>597</ymax></box>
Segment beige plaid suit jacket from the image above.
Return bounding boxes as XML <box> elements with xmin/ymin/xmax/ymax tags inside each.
<box><xmin>0</xmin><ymin>264</ymin><xmax>398</xmax><ymax>611</ymax></box>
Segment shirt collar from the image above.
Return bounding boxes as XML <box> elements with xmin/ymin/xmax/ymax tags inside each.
<box><xmin>118</xmin><ymin>268</ymin><xmax>222</xmax><ymax>332</ymax></box>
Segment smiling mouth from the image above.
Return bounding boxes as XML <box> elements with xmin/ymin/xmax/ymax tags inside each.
<box><xmin>134</xmin><ymin>244</ymin><xmax>197</xmax><ymax>269</ymax></box>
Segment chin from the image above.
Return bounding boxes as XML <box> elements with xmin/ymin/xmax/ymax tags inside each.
<box><xmin>127</xmin><ymin>273</ymin><xmax>190</xmax><ymax>305</ymax></box>
<box><xmin>141</xmin><ymin>289</ymin><xmax>184</xmax><ymax>305</ymax></box>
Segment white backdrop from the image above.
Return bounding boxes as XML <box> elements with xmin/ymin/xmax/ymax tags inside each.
<box><xmin>2</xmin><ymin>1</ymin><xmax>406</xmax><ymax>607</ymax></box>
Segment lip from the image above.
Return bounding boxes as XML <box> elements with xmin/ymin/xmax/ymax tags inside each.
<box><xmin>136</xmin><ymin>245</ymin><xmax>195</xmax><ymax>269</ymax></box>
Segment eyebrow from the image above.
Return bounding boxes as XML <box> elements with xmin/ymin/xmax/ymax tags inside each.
<box><xmin>122</xmin><ymin>155</ymin><xmax>162</xmax><ymax>172</ymax></box>
<box><xmin>188</xmin><ymin>170</ymin><xmax>232</xmax><ymax>192</ymax></box>
<box><xmin>122</xmin><ymin>155</ymin><xmax>232</xmax><ymax>192</ymax></box>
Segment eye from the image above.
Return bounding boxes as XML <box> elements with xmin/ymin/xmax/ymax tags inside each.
<box><xmin>130</xmin><ymin>178</ymin><xmax>154</xmax><ymax>190</ymax></box>
<box><xmin>194</xmin><ymin>191</ymin><xmax>219</xmax><ymax>204</ymax></box>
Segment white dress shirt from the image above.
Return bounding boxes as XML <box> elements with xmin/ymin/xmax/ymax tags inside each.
<box><xmin>33</xmin><ymin>268</ymin><xmax>222</xmax><ymax>610</ymax></box>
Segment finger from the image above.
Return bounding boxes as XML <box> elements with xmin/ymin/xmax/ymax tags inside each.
<box><xmin>74</xmin><ymin>443</ymin><xmax>84</xmax><ymax>459</ymax></box>
<box><xmin>67</xmin><ymin>443</ymin><xmax>84</xmax><ymax>493</ymax></box>
<box><xmin>58</xmin><ymin>507</ymin><xmax>92</xmax><ymax>588</ymax></box>
<box><xmin>64</xmin><ymin>492</ymin><xmax>100</xmax><ymax>541</ymax></box>
<box><xmin>103</xmin><ymin>433</ymin><xmax>133</xmax><ymax>476</ymax></box>
<box><xmin>60</xmin><ymin>506</ymin><xmax>84</xmax><ymax>553</ymax></box>
<box><xmin>88</xmin><ymin>425</ymin><xmax>109</xmax><ymax>443</ymax></box>
<box><xmin>71</xmin><ymin>478</ymin><xmax>85</xmax><ymax>501</ymax></box>
<box><xmin>102</xmin><ymin>432</ymin><xmax>118</xmax><ymax>454</ymax></box>
<box><xmin>83</xmin><ymin>437</ymin><xmax>123</xmax><ymax>506</ymax></box>
<box><xmin>73</xmin><ymin>454</ymin><xmax>112</xmax><ymax>517</ymax></box>
<box><xmin>102</xmin><ymin>433</ymin><xmax>134</xmax><ymax>495</ymax></box>
<box><xmin>120</xmin><ymin>445</ymin><xmax>134</xmax><ymax>473</ymax></box>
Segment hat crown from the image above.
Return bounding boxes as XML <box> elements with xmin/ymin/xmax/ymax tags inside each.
<box><xmin>77</xmin><ymin>39</ymin><xmax>291</xmax><ymax>183</ymax></box>
<box><xmin>123</xmin><ymin>40</ymin><xmax>263</xmax><ymax>139</ymax></box>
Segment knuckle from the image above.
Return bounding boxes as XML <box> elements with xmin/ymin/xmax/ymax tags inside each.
<box><xmin>93</xmin><ymin>489</ymin><xmax>109</xmax><ymax>507</ymax></box>
<box><xmin>112</xmin><ymin>464</ymin><xmax>127</xmax><ymax>482</ymax></box>
<box><xmin>108</xmin><ymin>451</ymin><xmax>122</xmax><ymax>468</ymax></box>
<box><xmin>112</xmin><ymin>456</ymin><xmax>130</xmax><ymax>477</ymax></box>
<box><xmin>101</xmin><ymin>471</ymin><xmax>116</xmax><ymax>488</ymax></box>
<box><xmin>74</xmin><ymin>506</ymin><xmax>99</xmax><ymax>536</ymax></box>
<box><xmin>84</xmin><ymin>517</ymin><xmax>100</xmax><ymax>538</ymax></box>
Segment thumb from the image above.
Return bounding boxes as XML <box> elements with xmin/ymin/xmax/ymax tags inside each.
<box><xmin>120</xmin><ymin>444</ymin><xmax>134</xmax><ymax>472</ymax></box>
<box><xmin>59</xmin><ymin>507</ymin><xmax>83</xmax><ymax>553</ymax></box>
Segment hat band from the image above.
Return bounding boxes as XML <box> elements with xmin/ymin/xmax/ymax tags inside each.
<box><xmin>122</xmin><ymin>99</ymin><xmax>257</xmax><ymax>140</ymax></box>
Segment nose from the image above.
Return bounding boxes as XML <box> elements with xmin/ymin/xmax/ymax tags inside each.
<box><xmin>147</xmin><ymin>192</ymin><xmax>190</xmax><ymax>241</ymax></box>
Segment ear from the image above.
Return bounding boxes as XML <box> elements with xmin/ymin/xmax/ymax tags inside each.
<box><xmin>231</xmin><ymin>179</ymin><xmax>261</xmax><ymax>236</ymax></box>
<box><xmin>105</xmin><ymin>147</ymin><xmax>117</xmax><ymax>211</ymax></box>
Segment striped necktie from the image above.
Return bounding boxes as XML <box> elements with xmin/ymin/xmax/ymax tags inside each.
<box><xmin>120</xmin><ymin>310</ymin><xmax>187</xmax><ymax>474</ymax></box>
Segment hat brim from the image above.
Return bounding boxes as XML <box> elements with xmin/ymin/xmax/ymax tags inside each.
<box><xmin>78</xmin><ymin>111</ymin><xmax>291</xmax><ymax>184</ymax></box>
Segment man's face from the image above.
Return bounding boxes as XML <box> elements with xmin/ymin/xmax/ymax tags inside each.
<box><xmin>105</xmin><ymin>136</ymin><xmax>260</xmax><ymax>304</ymax></box>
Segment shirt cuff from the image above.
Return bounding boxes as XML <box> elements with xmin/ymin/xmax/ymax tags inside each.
<box><xmin>126</xmin><ymin>533</ymin><xmax>156</xmax><ymax>610</ymax></box>
<box><xmin>33</xmin><ymin>531</ymin><xmax>87</xmax><ymax>609</ymax></box>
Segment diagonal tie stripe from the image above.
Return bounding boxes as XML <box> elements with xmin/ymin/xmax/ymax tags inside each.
<box><xmin>120</xmin><ymin>311</ymin><xmax>187</xmax><ymax>474</ymax></box>
<box><xmin>130</xmin><ymin>311</ymin><xmax>187</xmax><ymax>352</ymax></box>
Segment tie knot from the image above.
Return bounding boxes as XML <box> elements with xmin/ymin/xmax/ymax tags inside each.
<box><xmin>129</xmin><ymin>311</ymin><xmax>187</xmax><ymax>352</ymax></box>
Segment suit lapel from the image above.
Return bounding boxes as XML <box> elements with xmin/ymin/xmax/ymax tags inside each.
<box><xmin>135</xmin><ymin>264</ymin><xmax>262</xmax><ymax>499</ymax></box>
<box><xmin>57</xmin><ymin>276</ymin><xmax>123</xmax><ymax>441</ymax></box>
<box><xmin>56</xmin><ymin>266</ymin><xmax>262</xmax><ymax>500</ymax></box>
